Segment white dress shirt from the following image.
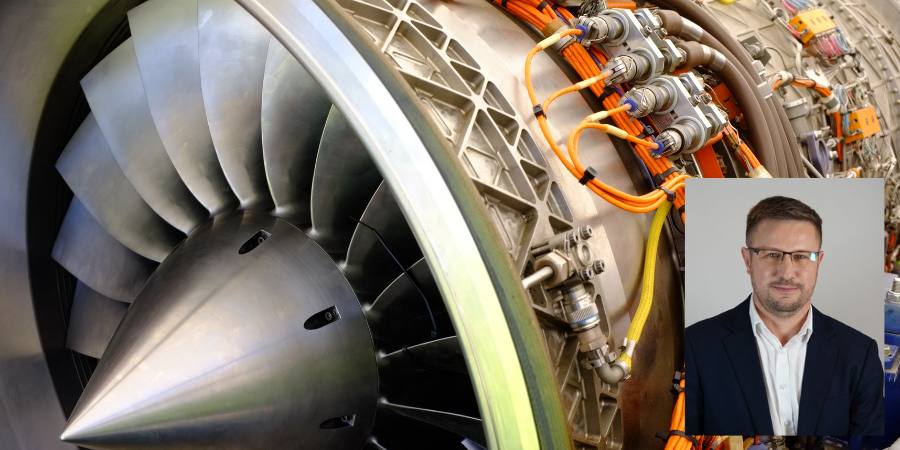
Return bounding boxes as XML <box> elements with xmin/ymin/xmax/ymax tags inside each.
<box><xmin>749</xmin><ymin>298</ymin><xmax>813</xmax><ymax>435</ymax></box>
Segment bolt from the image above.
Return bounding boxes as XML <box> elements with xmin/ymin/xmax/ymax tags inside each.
<box><xmin>592</xmin><ymin>260</ymin><xmax>607</xmax><ymax>274</ymax></box>
<box><xmin>578</xmin><ymin>225</ymin><xmax>593</xmax><ymax>240</ymax></box>
<box><xmin>579</xmin><ymin>267</ymin><xmax>595</xmax><ymax>280</ymax></box>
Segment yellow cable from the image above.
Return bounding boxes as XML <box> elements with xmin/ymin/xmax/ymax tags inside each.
<box><xmin>625</xmin><ymin>200</ymin><xmax>672</xmax><ymax>345</ymax></box>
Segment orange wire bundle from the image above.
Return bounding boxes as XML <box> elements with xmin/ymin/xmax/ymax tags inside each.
<box><xmin>524</xmin><ymin>33</ymin><xmax>684</xmax><ymax>212</ymax></box>
<box><xmin>773</xmin><ymin>75</ymin><xmax>844</xmax><ymax>161</ymax></box>
<box><xmin>509</xmin><ymin>1</ymin><xmax>688</xmax><ymax>215</ymax></box>
<box><xmin>665</xmin><ymin>377</ymin><xmax>733</xmax><ymax>450</ymax></box>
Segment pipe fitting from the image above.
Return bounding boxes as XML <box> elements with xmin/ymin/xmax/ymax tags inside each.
<box><xmin>596</xmin><ymin>359</ymin><xmax>630</xmax><ymax>384</ymax></box>
<box><xmin>676</xmin><ymin>40</ymin><xmax>727</xmax><ymax>71</ymax></box>
<box><xmin>562</xmin><ymin>284</ymin><xmax>600</xmax><ymax>331</ymax></box>
<box><xmin>656</xmin><ymin>9</ymin><xmax>704</xmax><ymax>41</ymax></box>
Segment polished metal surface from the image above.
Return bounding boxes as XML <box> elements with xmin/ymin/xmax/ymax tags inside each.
<box><xmin>81</xmin><ymin>38</ymin><xmax>208</xmax><ymax>234</ymax></box>
<box><xmin>52</xmin><ymin>198</ymin><xmax>155</xmax><ymax>303</ymax></box>
<box><xmin>128</xmin><ymin>0</ymin><xmax>238</xmax><ymax>216</ymax></box>
<box><xmin>309</xmin><ymin>107</ymin><xmax>382</xmax><ymax>256</ymax></box>
<box><xmin>0</xmin><ymin>2</ymin><xmax>107</xmax><ymax>447</ymax></box>
<box><xmin>366</xmin><ymin>258</ymin><xmax>436</xmax><ymax>323</ymax></box>
<box><xmin>237</xmin><ymin>1</ymin><xmax>558</xmax><ymax>445</ymax></box>
<box><xmin>56</xmin><ymin>114</ymin><xmax>183</xmax><ymax>263</ymax></box>
<box><xmin>378</xmin><ymin>335</ymin><xmax>465</xmax><ymax>375</ymax></box>
<box><xmin>61</xmin><ymin>213</ymin><xmax>378</xmax><ymax>449</ymax></box>
<box><xmin>65</xmin><ymin>283</ymin><xmax>129</xmax><ymax>359</ymax></box>
<box><xmin>261</xmin><ymin>38</ymin><xmax>331</xmax><ymax>224</ymax></box>
<box><xmin>343</xmin><ymin>182</ymin><xmax>421</xmax><ymax>301</ymax></box>
<box><xmin>198</xmin><ymin>0</ymin><xmax>273</xmax><ymax>210</ymax></box>
<box><xmin>380</xmin><ymin>400</ymin><xmax>485</xmax><ymax>445</ymax></box>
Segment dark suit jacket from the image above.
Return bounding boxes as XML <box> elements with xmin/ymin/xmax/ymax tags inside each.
<box><xmin>685</xmin><ymin>296</ymin><xmax>884</xmax><ymax>436</ymax></box>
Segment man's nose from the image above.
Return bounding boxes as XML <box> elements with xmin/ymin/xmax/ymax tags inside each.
<box><xmin>774</xmin><ymin>255</ymin><xmax>799</xmax><ymax>273</ymax></box>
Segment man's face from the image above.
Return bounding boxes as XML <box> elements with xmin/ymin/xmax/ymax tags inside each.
<box><xmin>741</xmin><ymin>219</ymin><xmax>823</xmax><ymax>317</ymax></box>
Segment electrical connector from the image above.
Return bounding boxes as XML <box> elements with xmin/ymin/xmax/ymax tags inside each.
<box><xmin>789</xmin><ymin>9</ymin><xmax>837</xmax><ymax>45</ymax></box>
<box><xmin>845</xmin><ymin>106</ymin><xmax>881</xmax><ymax>143</ymax></box>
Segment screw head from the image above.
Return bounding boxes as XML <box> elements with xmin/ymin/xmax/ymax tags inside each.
<box><xmin>578</xmin><ymin>225</ymin><xmax>593</xmax><ymax>240</ymax></box>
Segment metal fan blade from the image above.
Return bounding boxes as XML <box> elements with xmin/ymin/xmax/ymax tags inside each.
<box><xmin>56</xmin><ymin>114</ymin><xmax>182</xmax><ymax>262</ymax></box>
<box><xmin>379</xmin><ymin>401</ymin><xmax>485</xmax><ymax>446</ymax></box>
<box><xmin>378</xmin><ymin>336</ymin><xmax>465</xmax><ymax>375</ymax></box>
<box><xmin>198</xmin><ymin>0</ymin><xmax>273</xmax><ymax>210</ymax></box>
<box><xmin>60</xmin><ymin>215</ymin><xmax>377</xmax><ymax>449</ymax></box>
<box><xmin>65</xmin><ymin>282</ymin><xmax>129</xmax><ymax>359</ymax></box>
<box><xmin>81</xmin><ymin>38</ymin><xmax>208</xmax><ymax>233</ymax></box>
<box><xmin>309</xmin><ymin>107</ymin><xmax>382</xmax><ymax>255</ymax></box>
<box><xmin>52</xmin><ymin>198</ymin><xmax>155</xmax><ymax>303</ymax></box>
<box><xmin>364</xmin><ymin>438</ymin><xmax>389</xmax><ymax>450</ymax></box>
<box><xmin>343</xmin><ymin>182</ymin><xmax>421</xmax><ymax>300</ymax></box>
<box><xmin>261</xmin><ymin>38</ymin><xmax>330</xmax><ymax>225</ymax></box>
<box><xmin>366</xmin><ymin>258</ymin><xmax>437</xmax><ymax>323</ymax></box>
<box><xmin>128</xmin><ymin>0</ymin><xmax>238</xmax><ymax>215</ymax></box>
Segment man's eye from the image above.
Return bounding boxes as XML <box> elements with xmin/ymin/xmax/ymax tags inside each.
<box><xmin>792</xmin><ymin>254</ymin><xmax>810</xmax><ymax>262</ymax></box>
<box><xmin>762</xmin><ymin>251</ymin><xmax>782</xmax><ymax>259</ymax></box>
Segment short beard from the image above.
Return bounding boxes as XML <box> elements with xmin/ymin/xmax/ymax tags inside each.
<box><xmin>762</xmin><ymin>290</ymin><xmax>808</xmax><ymax>317</ymax></box>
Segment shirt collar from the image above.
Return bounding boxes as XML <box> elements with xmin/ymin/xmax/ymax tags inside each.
<box><xmin>749</xmin><ymin>295</ymin><xmax>814</xmax><ymax>344</ymax></box>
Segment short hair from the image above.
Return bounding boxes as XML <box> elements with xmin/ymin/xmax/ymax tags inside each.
<box><xmin>745</xmin><ymin>196</ymin><xmax>822</xmax><ymax>245</ymax></box>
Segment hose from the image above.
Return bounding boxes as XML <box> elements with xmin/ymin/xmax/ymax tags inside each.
<box><xmin>524</xmin><ymin>30</ymin><xmax>686</xmax><ymax>213</ymax></box>
<box><xmin>674</xmin><ymin>40</ymin><xmax>781</xmax><ymax>177</ymax></box>
<box><xmin>656</xmin><ymin>2</ymin><xmax>807</xmax><ymax>177</ymax></box>
<box><xmin>705</xmin><ymin>31</ymin><xmax>805</xmax><ymax>178</ymax></box>
<box><xmin>598</xmin><ymin>200</ymin><xmax>672</xmax><ymax>383</ymax></box>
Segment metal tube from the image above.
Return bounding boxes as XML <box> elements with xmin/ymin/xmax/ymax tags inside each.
<box><xmin>522</xmin><ymin>266</ymin><xmax>554</xmax><ymax>290</ymax></box>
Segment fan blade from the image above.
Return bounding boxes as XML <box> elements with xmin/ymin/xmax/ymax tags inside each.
<box><xmin>378</xmin><ymin>336</ymin><xmax>465</xmax><ymax>375</ymax></box>
<box><xmin>366</xmin><ymin>258</ymin><xmax>437</xmax><ymax>323</ymax></box>
<box><xmin>65</xmin><ymin>282</ymin><xmax>129</xmax><ymax>359</ymax></box>
<box><xmin>363</xmin><ymin>438</ymin><xmax>389</xmax><ymax>450</ymax></box>
<box><xmin>56</xmin><ymin>114</ymin><xmax>182</xmax><ymax>262</ymax></box>
<box><xmin>128</xmin><ymin>0</ymin><xmax>238</xmax><ymax>215</ymax></box>
<box><xmin>198</xmin><ymin>0</ymin><xmax>273</xmax><ymax>210</ymax></box>
<box><xmin>52</xmin><ymin>199</ymin><xmax>156</xmax><ymax>303</ymax></box>
<box><xmin>261</xmin><ymin>38</ymin><xmax>331</xmax><ymax>225</ymax></box>
<box><xmin>309</xmin><ymin>107</ymin><xmax>381</xmax><ymax>255</ymax></box>
<box><xmin>60</xmin><ymin>215</ymin><xmax>377</xmax><ymax>449</ymax></box>
<box><xmin>81</xmin><ymin>38</ymin><xmax>208</xmax><ymax>233</ymax></box>
<box><xmin>343</xmin><ymin>182</ymin><xmax>421</xmax><ymax>300</ymax></box>
<box><xmin>379</xmin><ymin>401</ymin><xmax>485</xmax><ymax>446</ymax></box>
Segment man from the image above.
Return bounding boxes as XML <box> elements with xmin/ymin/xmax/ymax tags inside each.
<box><xmin>685</xmin><ymin>196</ymin><xmax>884</xmax><ymax>436</ymax></box>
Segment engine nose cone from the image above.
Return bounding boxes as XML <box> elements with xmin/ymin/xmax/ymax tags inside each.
<box><xmin>60</xmin><ymin>213</ymin><xmax>378</xmax><ymax>449</ymax></box>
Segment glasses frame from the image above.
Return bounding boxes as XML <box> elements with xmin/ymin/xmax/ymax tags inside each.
<box><xmin>746</xmin><ymin>247</ymin><xmax>822</xmax><ymax>264</ymax></box>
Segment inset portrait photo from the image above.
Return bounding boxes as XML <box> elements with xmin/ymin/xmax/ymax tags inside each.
<box><xmin>684</xmin><ymin>178</ymin><xmax>885</xmax><ymax>437</ymax></box>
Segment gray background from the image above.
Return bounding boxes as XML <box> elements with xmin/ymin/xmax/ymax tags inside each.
<box><xmin>685</xmin><ymin>178</ymin><xmax>885</xmax><ymax>356</ymax></box>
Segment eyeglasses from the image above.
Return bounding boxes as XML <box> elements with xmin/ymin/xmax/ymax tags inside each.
<box><xmin>747</xmin><ymin>247</ymin><xmax>821</xmax><ymax>265</ymax></box>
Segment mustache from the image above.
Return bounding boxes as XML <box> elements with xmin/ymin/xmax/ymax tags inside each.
<box><xmin>769</xmin><ymin>280</ymin><xmax>801</xmax><ymax>288</ymax></box>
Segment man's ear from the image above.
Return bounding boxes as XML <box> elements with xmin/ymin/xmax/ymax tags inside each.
<box><xmin>741</xmin><ymin>247</ymin><xmax>751</xmax><ymax>274</ymax></box>
<box><xmin>817</xmin><ymin>250</ymin><xmax>824</xmax><ymax>264</ymax></box>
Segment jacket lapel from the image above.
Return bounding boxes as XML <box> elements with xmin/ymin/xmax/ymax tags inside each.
<box><xmin>722</xmin><ymin>296</ymin><xmax>774</xmax><ymax>435</ymax></box>
<box><xmin>797</xmin><ymin>306</ymin><xmax>837</xmax><ymax>435</ymax></box>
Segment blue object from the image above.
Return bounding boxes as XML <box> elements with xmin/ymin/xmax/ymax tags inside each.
<box><xmin>620</xmin><ymin>96</ymin><xmax>639</xmax><ymax>113</ymax></box>
<box><xmin>887</xmin><ymin>302</ymin><xmax>900</xmax><ymax>334</ymax></box>
<box><xmin>574</xmin><ymin>24</ymin><xmax>588</xmax><ymax>41</ymax></box>
<box><xmin>887</xmin><ymin>343</ymin><xmax>899</xmax><ymax>372</ymax></box>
